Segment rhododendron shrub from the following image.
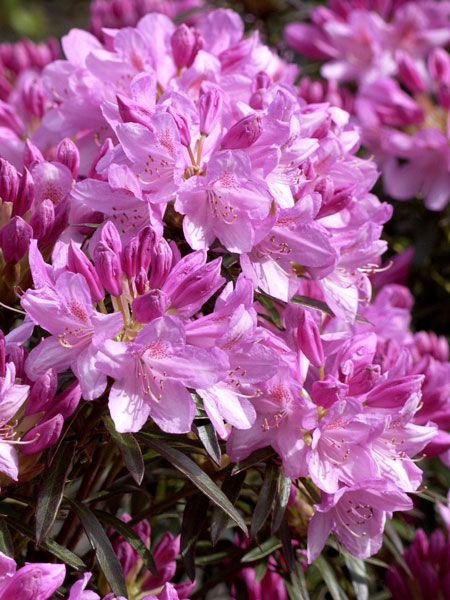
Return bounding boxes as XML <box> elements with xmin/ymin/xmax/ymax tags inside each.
<box><xmin>0</xmin><ymin>1</ymin><xmax>448</xmax><ymax>598</ymax></box>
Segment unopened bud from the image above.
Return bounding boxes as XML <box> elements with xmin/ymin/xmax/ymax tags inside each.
<box><xmin>0</xmin><ymin>159</ymin><xmax>19</xmax><ymax>203</ymax></box>
<box><xmin>94</xmin><ymin>241</ymin><xmax>123</xmax><ymax>297</ymax></box>
<box><xmin>68</xmin><ymin>240</ymin><xmax>104</xmax><ymax>302</ymax></box>
<box><xmin>20</xmin><ymin>414</ymin><xmax>64</xmax><ymax>455</ymax></box>
<box><xmin>167</xmin><ymin>107</ymin><xmax>191</xmax><ymax>147</ymax></box>
<box><xmin>23</xmin><ymin>139</ymin><xmax>44</xmax><ymax>170</ymax></box>
<box><xmin>25</xmin><ymin>368</ymin><xmax>57</xmax><ymax>416</ymax></box>
<box><xmin>0</xmin><ymin>216</ymin><xmax>32</xmax><ymax>263</ymax></box>
<box><xmin>396</xmin><ymin>50</ymin><xmax>425</xmax><ymax>93</ymax></box>
<box><xmin>0</xmin><ymin>100</ymin><xmax>24</xmax><ymax>136</ymax></box>
<box><xmin>171</xmin><ymin>24</ymin><xmax>203</xmax><ymax>69</ymax></box>
<box><xmin>21</xmin><ymin>76</ymin><xmax>45</xmax><ymax>118</ymax></box>
<box><xmin>56</xmin><ymin>138</ymin><xmax>80</xmax><ymax>178</ymax></box>
<box><xmin>100</xmin><ymin>221</ymin><xmax>122</xmax><ymax>255</ymax></box>
<box><xmin>30</xmin><ymin>199</ymin><xmax>55</xmax><ymax>241</ymax></box>
<box><xmin>198</xmin><ymin>87</ymin><xmax>223</xmax><ymax>135</ymax></box>
<box><xmin>251</xmin><ymin>71</ymin><xmax>271</xmax><ymax>94</ymax></box>
<box><xmin>13</xmin><ymin>167</ymin><xmax>34</xmax><ymax>217</ymax></box>
<box><xmin>221</xmin><ymin>113</ymin><xmax>262</xmax><ymax>150</ymax></box>
<box><xmin>132</xmin><ymin>289</ymin><xmax>170</xmax><ymax>323</ymax></box>
<box><xmin>136</xmin><ymin>226</ymin><xmax>156</xmax><ymax>274</ymax></box>
<box><xmin>117</xmin><ymin>94</ymin><xmax>153</xmax><ymax>128</ymax></box>
<box><xmin>428</xmin><ymin>47</ymin><xmax>450</xmax><ymax>84</ymax></box>
<box><xmin>219</xmin><ymin>36</ymin><xmax>253</xmax><ymax>71</ymax></box>
<box><xmin>45</xmin><ymin>381</ymin><xmax>81</xmax><ymax>420</ymax></box>
<box><xmin>296</xmin><ymin>307</ymin><xmax>324</xmax><ymax>367</ymax></box>
<box><xmin>121</xmin><ymin>235</ymin><xmax>139</xmax><ymax>279</ymax></box>
<box><xmin>148</xmin><ymin>236</ymin><xmax>172</xmax><ymax>289</ymax></box>
<box><xmin>88</xmin><ymin>138</ymin><xmax>114</xmax><ymax>179</ymax></box>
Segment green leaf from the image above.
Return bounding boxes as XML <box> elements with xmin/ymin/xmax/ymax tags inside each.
<box><xmin>181</xmin><ymin>494</ymin><xmax>209</xmax><ymax>581</ymax></box>
<box><xmin>288</xmin><ymin>567</ymin><xmax>310</xmax><ymax>600</ymax></box>
<box><xmin>137</xmin><ymin>434</ymin><xmax>248</xmax><ymax>535</ymax></box>
<box><xmin>314</xmin><ymin>555</ymin><xmax>349</xmax><ymax>600</ymax></box>
<box><xmin>0</xmin><ymin>518</ymin><xmax>13</xmax><ymax>557</ymax></box>
<box><xmin>94</xmin><ymin>509</ymin><xmax>157</xmax><ymax>576</ymax></box>
<box><xmin>7</xmin><ymin>517</ymin><xmax>86</xmax><ymax>571</ymax></box>
<box><xmin>279</xmin><ymin>515</ymin><xmax>295</xmax><ymax>573</ymax></box>
<box><xmin>36</xmin><ymin>440</ymin><xmax>76</xmax><ymax>544</ymax></box>
<box><xmin>231</xmin><ymin>447</ymin><xmax>276</xmax><ymax>475</ymax></box>
<box><xmin>272</xmin><ymin>471</ymin><xmax>291</xmax><ymax>534</ymax></box>
<box><xmin>343</xmin><ymin>552</ymin><xmax>369</xmax><ymax>600</ymax></box>
<box><xmin>255</xmin><ymin>291</ymin><xmax>284</xmax><ymax>330</ymax></box>
<box><xmin>210</xmin><ymin>470</ymin><xmax>246</xmax><ymax>546</ymax></box>
<box><xmin>251</xmin><ymin>461</ymin><xmax>279</xmax><ymax>538</ymax></box>
<box><xmin>103</xmin><ymin>415</ymin><xmax>144</xmax><ymax>485</ymax></box>
<box><xmin>194</xmin><ymin>422</ymin><xmax>221</xmax><ymax>467</ymax></box>
<box><xmin>66</xmin><ymin>498</ymin><xmax>128</xmax><ymax>596</ymax></box>
<box><xmin>241</xmin><ymin>536</ymin><xmax>282</xmax><ymax>563</ymax></box>
<box><xmin>291</xmin><ymin>294</ymin><xmax>336</xmax><ymax>316</ymax></box>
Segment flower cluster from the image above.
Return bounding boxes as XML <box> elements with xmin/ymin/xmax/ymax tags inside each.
<box><xmin>286</xmin><ymin>0</ymin><xmax>450</xmax><ymax>209</ymax></box>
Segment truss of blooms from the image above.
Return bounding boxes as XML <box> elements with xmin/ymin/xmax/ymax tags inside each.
<box><xmin>0</xmin><ymin>2</ymin><xmax>449</xmax><ymax>598</ymax></box>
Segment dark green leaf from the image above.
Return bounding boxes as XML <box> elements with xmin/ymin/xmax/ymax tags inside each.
<box><xmin>7</xmin><ymin>517</ymin><xmax>86</xmax><ymax>571</ymax></box>
<box><xmin>137</xmin><ymin>434</ymin><xmax>247</xmax><ymax>535</ymax></box>
<box><xmin>272</xmin><ymin>471</ymin><xmax>291</xmax><ymax>534</ymax></box>
<box><xmin>288</xmin><ymin>567</ymin><xmax>310</xmax><ymax>600</ymax></box>
<box><xmin>255</xmin><ymin>292</ymin><xmax>284</xmax><ymax>330</ymax></box>
<box><xmin>291</xmin><ymin>294</ymin><xmax>335</xmax><ymax>316</ymax></box>
<box><xmin>251</xmin><ymin>461</ymin><xmax>279</xmax><ymax>538</ymax></box>
<box><xmin>0</xmin><ymin>518</ymin><xmax>13</xmax><ymax>557</ymax></box>
<box><xmin>314</xmin><ymin>555</ymin><xmax>349</xmax><ymax>600</ymax></box>
<box><xmin>343</xmin><ymin>552</ymin><xmax>369</xmax><ymax>600</ymax></box>
<box><xmin>254</xmin><ymin>560</ymin><xmax>268</xmax><ymax>583</ymax></box>
<box><xmin>94</xmin><ymin>509</ymin><xmax>157</xmax><ymax>576</ymax></box>
<box><xmin>241</xmin><ymin>536</ymin><xmax>281</xmax><ymax>563</ymax></box>
<box><xmin>279</xmin><ymin>515</ymin><xmax>295</xmax><ymax>573</ymax></box>
<box><xmin>231</xmin><ymin>447</ymin><xmax>275</xmax><ymax>475</ymax></box>
<box><xmin>210</xmin><ymin>470</ymin><xmax>246</xmax><ymax>546</ymax></box>
<box><xmin>194</xmin><ymin>422</ymin><xmax>221</xmax><ymax>467</ymax></box>
<box><xmin>103</xmin><ymin>415</ymin><xmax>144</xmax><ymax>485</ymax></box>
<box><xmin>66</xmin><ymin>498</ymin><xmax>127</xmax><ymax>596</ymax></box>
<box><xmin>181</xmin><ymin>494</ymin><xmax>209</xmax><ymax>581</ymax></box>
<box><xmin>36</xmin><ymin>440</ymin><xmax>76</xmax><ymax>544</ymax></box>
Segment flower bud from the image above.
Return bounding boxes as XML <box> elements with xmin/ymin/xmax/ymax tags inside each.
<box><xmin>8</xmin><ymin>345</ymin><xmax>25</xmax><ymax>380</ymax></box>
<box><xmin>88</xmin><ymin>138</ymin><xmax>114</xmax><ymax>179</ymax></box>
<box><xmin>21</xmin><ymin>76</ymin><xmax>46</xmax><ymax>118</ymax></box>
<box><xmin>45</xmin><ymin>381</ymin><xmax>81</xmax><ymax>421</ymax></box>
<box><xmin>117</xmin><ymin>94</ymin><xmax>153</xmax><ymax>128</ymax></box>
<box><xmin>0</xmin><ymin>159</ymin><xmax>19</xmax><ymax>203</ymax></box>
<box><xmin>0</xmin><ymin>100</ymin><xmax>24</xmax><ymax>136</ymax></box>
<box><xmin>296</xmin><ymin>307</ymin><xmax>324</xmax><ymax>367</ymax></box>
<box><xmin>219</xmin><ymin>36</ymin><xmax>253</xmax><ymax>71</ymax></box>
<box><xmin>135</xmin><ymin>267</ymin><xmax>148</xmax><ymax>295</ymax></box>
<box><xmin>167</xmin><ymin>107</ymin><xmax>191</xmax><ymax>147</ymax></box>
<box><xmin>30</xmin><ymin>198</ymin><xmax>55</xmax><ymax>241</ymax></box>
<box><xmin>148</xmin><ymin>236</ymin><xmax>172</xmax><ymax>289</ymax></box>
<box><xmin>0</xmin><ymin>73</ymin><xmax>13</xmax><ymax>101</ymax></box>
<box><xmin>198</xmin><ymin>87</ymin><xmax>223</xmax><ymax>135</ymax></box>
<box><xmin>121</xmin><ymin>235</ymin><xmax>139</xmax><ymax>279</ymax></box>
<box><xmin>171</xmin><ymin>24</ymin><xmax>203</xmax><ymax>69</ymax></box>
<box><xmin>132</xmin><ymin>289</ymin><xmax>170</xmax><ymax>323</ymax></box>
<box><xmin>251</xmin><ymin>71</ymin><xmax>271</xmax><ymax>94</ymax></box>
<box><xmin>23</xmin><ymin>139</ymin><xmax>44</xmax><ymax>170</ymax></box>
<box><xmin>20</xmin><ymin>414</ymin><xmax>64</xmax><ymax>454</ymax></box>
<box><xmin>94</xmin><ymin>241</ymin><xmax>123</xmax><ymax>297</ymax></box>
<box><xmin>13</xmin><ymin>167</ymin><xmax>34</xmax><ymax>217</ymax></box>
<box><xmin>56</xmin><ymin>138</ymin><xmax>80</xmax><ymax>178</ymax></box>
<box><xmin>221</xmin><ymin>113</ymin><xmax>262</xmax><ymax>150</ymax></box>
<box><xmin>100</xmin><ymin>221</ymin><xmax>122</xmax><ymax>255</ymax></box>
<box><xmin>428</xmin><ymin>47</ymin><xmax>450</xmax><ymax>84</ymax></box>
<box><xmin>25</xmin><ymin>368</ymin><xmax>57</xmax><ymax>416</ymax></box>
<box><xmin>136</xmin><ymin>226</ymin><xmax>156</xmax><ymax>274</ymax></box>
<box><xmin>0</xmin><ymin>216</ymin><xmax>32</xmax><ymax>263</ymax></box>
<box><xmin>68</xmin><ymin>240</ymin><xmax>104</xmax><ymax>302</ymax></box>
<box><xmin>396</xmin><ymin>50</ymin><xmax>425</xmax><ymax>93</ymax></box>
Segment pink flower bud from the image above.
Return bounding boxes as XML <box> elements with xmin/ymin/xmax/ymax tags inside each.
<box><xmin>222</xmin><ymin>113</ymin><xmax>263</xmax><ymax>150</ymax></box>
<box><xmin>171</xmin><ymin>24</ymin><xmax>203</xmax><ymax>69</ymax></box>
<box><xmin>121</xmin><ymin>235</ymin><xmax>139</xmax><ymax>279</ymax></box>
<box><xmin>20</xmin><ymin>414</ymin><xmax>64</xmax><ymax>454</ymax></box>
<box><xmin>167</xmin><ymin>107</ymin><xmax>191</xmax><ymax>147</ymax></box>
<box><xmin>43</xmin><ymin>196</ymin><xmax>69</xmax><ymax>247</ymax></box>
<box><xmin>198</xmin><ymin>87</ymin><xmax>223</xmax><ymax>135</ymax></box>
<box><xmin>45</xmin><ymin>381</ymin><xmax>81</xmax><ymax>421</ymax></box>
<box><xmin>0</xmin><ymin>159</ymin><xmax>19</xmax><ymax>203</ymax></box>
<box><xmin>296</xmin><ymin>308</ymin><xmax>324</xmax><ymax>367</ymax></box>
<box><xmin>13</xmin><ymin>167</ymin><xmax>34</xmax><ymax>217</ymax></box>
<box><xmin>312</xmin><ymin>375</ymin><xmax>348</xmax><ymax>409</ymax></box>
<box><xmin>0</xmin><ymin>73</ymin><xmax>13</xmax><ymax>101</ymax></box>
<box><xmin>100</xmin><ymin>221</ymin><xmax>122</xmax><ymax>255</ymax></box>
<box><xmin>148</xmin><ymin>237</ymin><xmax>173</xmax><ymax>289</ymax></box>
<box><xmin>428</xmin><ymin>47</ymin><xmax>450</xmax><ymax>84</ymax></box>
<box><xmin>135</xmin><ymin>267</ymin><xmax>148</xmax><ymax>295</ymax></box>
<box><xmin>68</xmin><ymin>240</ymin><xmax>105</xmax><ymax>302</ymax></box>
<box><xmin>8</xmin><ymin>345</ymin><xmax>25</xmax><ymax>380</ymax></box>
<box><xmin>117</xmin><ymin>94</ymin><xmax>153</xmax><ymax>128</ymax></box>
<box><xmin>56</xmin><ymin>138</ymin><xmax>80</xmax><ymax>178</ymax></box>
<box><xmin>219</xmin><ymin>36</ymin><xmax>253</xmax><ymax>71</ymax></box>
<box><xmin>132</xmin><ymin>289</ymin><xmax>170</xmax><ymax>323</ymax></box>
<box><xmin>94</xmin><ymin>241</ymin><xmax>123</xmax><ymax>297</ymax></box>
<box><xmin>136</xmin><ymin>226</ymin><xmax>156</xmax><ymax>273</ymax></box>
<box><xmin>396</xmin><ymin>50</ymin><xmax>425</xmax><ymax>93</ymax></box>
<box><xmin>21</xmin><ymin>76</ymin><xmax>45</xmax><ymax>118</ymax></box>
<box><xmin>0</xmin><ymin>100</ymin><xmax>24</xmax><ymax>136</ymax></box>
<box><xmin>0</xmin><ymin>216</ymin><xmax>32</xmax><ymax>263</ymax></box>
<box><xmin>251</xmin><ymin>71</ymin><xmax>271</xmax><ymax>94</ymax></box>
<box><xmin>30</xmin><ymin>198</ymin><xmax>55</xmax><ymax>241</ymax></box>
<box><xmin>23</xmin><ymin>139</ymin><xmax>44</xmax><ymax>169</ymax></box>
<box><xmin>25</xmin><ymin>368</ymin><xmax>57</xmax><ymax>416</ymax></box>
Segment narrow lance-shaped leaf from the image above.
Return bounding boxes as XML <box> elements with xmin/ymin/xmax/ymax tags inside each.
<box><xmin>194</xmin><ymin>422</ymin><xmax>221</xmax><ymax>467</ymax></box>
<box><xmin>103</xmin><ymin>415</ymin><xmax>144</xmax><ymax>485</ymax></box>
<box><xmin>137</xmin><ymin>433</ymin><xmax>248</xmax><ymax>535</ymax></box>
<box><xmin>0</xmin><ymin>519</ymin><xmax>13</xmax><ymax>557</ymax></box>
<box><xmin>36</xmin><ymin>440</ymin><xmax>76</xmax><ymax>544</ymax></box>
<box><xmin>251</xmin><ymin>461</ymin><xmax>279</xmax><ymax>538</ymax></box>
<box><xmin>241</xmin><ymin>535</ymin><xmax>282</xmax><ymax>563</ymax></box>
<box><xmin>272</xmin><ymin>470</ymin><xmax>291</xmax><ymax>534</ymax></box>
<box><xmin>7</xmin><ymin>516</ymin><xmax>86</xmax><ymax>571</ymax></box>
<box><xmin>314</xmin><ymin>555</ymin><xmax>349</xmax><ymax>600</ymax></box>
<box><xmin>210</xmin><ymin>470</ymin><xmax>246</xmax><ymax>546</ymax></box>
<box><xmin>231</xmin><ymin>446</ymin><xmax>275</xmax><ymax>475</ymax></box>
<box><xmin>181</xmin><ymin>494</ymin><xmax>209</xmax><ymax>581</ymax></box>
<box><xmin>66</xmin><ymin>498</ymin><xmax>128</xmax><ymax>596</ymax></box>
<box><xmin>255</xmin><ymin>291</ymin><xmax>284</xmax><ymax>330</ymax></box>
<box><xmin>343</xmin><ymin>552</ymin><xmax>369</xmax><ymax>600</ymax></box>
<box><xmin>94</xmin><ymin>509</ymin><xmax>157</xmax><ymax>576</ymax></box>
